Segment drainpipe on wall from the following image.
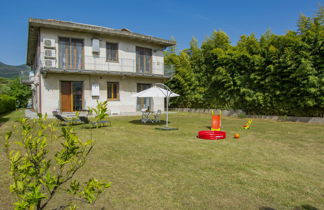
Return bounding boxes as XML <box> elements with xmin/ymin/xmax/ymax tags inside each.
<box><xmin>39</xmin><ymin>74</ymin><xmax>42</xmax><ymax>114</ymax></box>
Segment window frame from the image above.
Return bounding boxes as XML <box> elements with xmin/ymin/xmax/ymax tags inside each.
<box><xmin>107</xmin><ymin>82</ymin><xmax>120</xmax><ymax>101</ymax></box>
<box><xmin>136</xmin><ymin>83</ymin><xmax>152</xmax><ymax>111</ymax></box>
<box><xmin>136</xmin><ymin>46</ymin><xmax>152</xmax><ymax>74</ymax></box>
<box><xmin>58</xmin><ymin>37</ymin><xmax>85</xmax><ymax>70</ymax></box>
<box><xmin>106</xmin><ymin>42</ymin><xmax>119</xmax><ymax>63</ymax></box>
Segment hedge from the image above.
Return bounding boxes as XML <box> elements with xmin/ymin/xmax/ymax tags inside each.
<box><xmin>0</xmin><ymin>94</ymin><xmax>16</xmax><ymax>114</ymax></box>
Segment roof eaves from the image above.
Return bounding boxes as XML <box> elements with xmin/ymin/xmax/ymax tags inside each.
<box><xmin>29</xmin><ymin>18</ymin><xmax>176</xmax><ymax>47</ymax></box>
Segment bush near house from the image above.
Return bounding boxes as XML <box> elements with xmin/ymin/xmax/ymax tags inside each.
<box><xmin>5</xmin><ymin>78</ymin><xmax>31</xmax><ymax>108</ymax></box>
<box><xmin>0</xmin><ymin>94</ymin><xmax>16</xmax><ymax>114</ymax></box>
<box><xmin>0</xmin><ymin>77</ymin><xmax>31</xmax><ymax>108</ymax></box>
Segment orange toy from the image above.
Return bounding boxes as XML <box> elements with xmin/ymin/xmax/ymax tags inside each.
<box><xmin>234</xmin><ymin>133</ymin><xmax>240</xmax><ymax>139</ymax></box>
<box><xmin>211</xmin><ymin>110</ymin><xmax>221</xmax><ymax>131</ymax></box>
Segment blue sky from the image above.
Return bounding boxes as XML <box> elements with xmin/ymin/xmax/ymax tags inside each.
<box><xmin>0</xmin><ymin>0</ymin><xmax>321</xmax><ymax>65</ymax></box>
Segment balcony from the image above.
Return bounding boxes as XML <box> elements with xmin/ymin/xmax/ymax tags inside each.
<box><xmin>40</xmin><ymin>54</ymin><xmax>175</xmax><ymax>78</ymax></box>
<box><xmin>20</xmin><ymin>71</ymin><xmax>35</xmax><ymax>85</ymax></box>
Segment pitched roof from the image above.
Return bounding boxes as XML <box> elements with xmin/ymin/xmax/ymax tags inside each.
<box><xmin>27</xmin><ymin>18</ymin><xmax>176</xmax><ymax>65</ymax></box>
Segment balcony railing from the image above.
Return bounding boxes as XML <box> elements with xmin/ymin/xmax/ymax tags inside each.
<box><xmin>20</xmin><ymin>70</ymin><xmax>34</xmax><ymax>84</ymax></box>
<box><xmin>40</xmin><ymin>54</ymin><xmax>175</xmax><ymax>77</ymax></box>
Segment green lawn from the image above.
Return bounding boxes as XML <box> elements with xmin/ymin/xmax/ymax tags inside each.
<box><xmin>1</xmin><ymin>110</ymin><xmax>324</xmax><ymax>209</ymax></box>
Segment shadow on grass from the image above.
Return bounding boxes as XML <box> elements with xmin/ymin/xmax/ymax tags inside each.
<box><xmin>294</xmin><ymin>204</ymin><xmax>319</xmax><ymax>210</ymax></box>
<box><xmin>259</xmin><ymin>205</ymin><xmax>318</xmax><ymax>210</ymax></box>
<box><xmin>0</xmin><ymin>111</ymin><xmax>13</xmax><ymax>126</ymax></box>
<box><xmin>82</xmin><ymin>124</ymin><xmax>112</xmax><ymax>129</ymax></box>
<box><xmin>0</xmin><ymin>117</ymin><xmax>9</xmax><ymax>125</ymax></box>
<box><xmin>259</xmin><ymin>207</ymin><xmax>276</xmax><ymax>210</ymax></box>
<box><xmin>55</xmin><ymin>123</ymin><xmax>83</xmax><ymax>127</ymax></box>
<box><xmin>129</xmin><ymin>120</ymin><xmax>170</xmax><ymax>126</ymax></box>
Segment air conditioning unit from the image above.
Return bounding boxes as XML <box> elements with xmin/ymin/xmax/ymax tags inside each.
<box><xmin>44</xmin><ymin>39</ymin><xmax>55</xmax><ymax>48</ymax></box>
<box><xmin>44</xmin><ymin>49</ymin><xmax>56</xmax><ymax>58</ymax></box>
<box><xmin>44</xmin><ymin>59</ymin><xmax>56</xmax><ymax>68</ymax></box>
<box><xmin>92</xmin><ymin>39</ymin><xmax>100</xmax><ymax>54</ymax></box>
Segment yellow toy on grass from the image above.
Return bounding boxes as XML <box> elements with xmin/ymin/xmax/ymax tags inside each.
<box><xmin>242</xmin><ymin>119</ymin><xmax>252</xmax><ymax>129</ymax></box>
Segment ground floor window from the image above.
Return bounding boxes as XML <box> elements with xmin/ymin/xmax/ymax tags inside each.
<box><xmin>72</xmin><ymin>81</ymin><xmax>83</xmax><ymax>111</ymax></box>
<box><xmin>107</xmin><ymin>82</ymin><xmax>119</xmax><ymax>100</ymax></box>
<box><xmin>137</xmin><ymin>83</ymin><xmax>152</xmax><ymax>111</ymax></box>
<box><xmin>60</xmin><ymin>81</ymin><xmax>83</xmax><ymax>112</ymax></box>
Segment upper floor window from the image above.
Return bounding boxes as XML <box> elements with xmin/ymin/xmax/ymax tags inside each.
<box><xmin>106</xmin><ymin>42</ymin><xmax>118</xmax><ymax>62</ymax></box>
<box><xmin>58</xmin><ymin>38</ymin><xmax>84</xmax><ymax>69</ymax></box>
<box><xmin>136</xmin><ymin>47</ymin><xmax>152</xmax><ymax>73</ymax></box>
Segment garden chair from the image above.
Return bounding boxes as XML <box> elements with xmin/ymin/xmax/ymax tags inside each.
<box><xmin>153</xmin><ymin>110</ymin><xmax>162</xmax><ymax>123</ymax></box>
<box><xmin>52</xmin><ymin>111</ymin><xmax>82</xmax><ymax>125</ymax></box>
<box><xmin>79</xmin><ymin>116</ymin><xmax>111</xmax><ymax>128</ymax></box>
<box><xmin>141</xmin><ymin>111</ymin><xmax>153</xmax><ymax>123</ymax></box>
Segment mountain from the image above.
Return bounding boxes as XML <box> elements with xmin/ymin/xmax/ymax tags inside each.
<box><xmin>0</xmin><ymin>62</ymin><xmax>30</xmax><ymax>78</ymax></box>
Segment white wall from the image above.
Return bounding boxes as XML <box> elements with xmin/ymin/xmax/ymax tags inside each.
<box><xmin>40</xmin><ymin>73</ymin><xmax>164</xmax><ymax>115</ymax></box>
<box><xmin>39</xmin><ymin>28</ymin><xmax>165</xmax><ymax>75</ymax></box>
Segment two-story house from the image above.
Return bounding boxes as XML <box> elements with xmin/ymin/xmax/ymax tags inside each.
<box><xmin>26</xmin><ymin>18</ymin><xmax>176</xmax><ymax>115</ymax></box>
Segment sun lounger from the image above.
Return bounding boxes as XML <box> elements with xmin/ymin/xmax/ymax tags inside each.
<box><xmin>52</xmin><ymin>111</ymin><xmax>82</xmax><ymax>125</ymax></box>
<box><xmin>79</xmin><ymin>116</ymin><xmax>111</xmax><ymax>127</ymax></box>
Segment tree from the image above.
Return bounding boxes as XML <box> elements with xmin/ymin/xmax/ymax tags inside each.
<box><xmin>0</xmin><ymin>77</ymin><xmax>11</xmax><ymax>95</ymax></box>
<box><xmin>165</xmin><ymin>7</ymin><xmax>324</xmax><ymax>116</ymax></box>
<box><xmin>4</xmin><ymin>78</ymin><xmax>32</xmax><ymax>108</ymax></box>
<box><xmin>165</xmin><ymin>52</ymin><xmax>202</xmax><ymax>107</ymax></box>
<box><xmin>4</xmin><ymin>115</ymin><xmax>110</xmax><ymax>209</ymax></box>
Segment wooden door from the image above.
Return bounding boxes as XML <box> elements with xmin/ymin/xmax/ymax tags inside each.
<box><xmin>60</xmin><ymin>81</ymin><xmax>72</xmax><ymax>112</ymax></box>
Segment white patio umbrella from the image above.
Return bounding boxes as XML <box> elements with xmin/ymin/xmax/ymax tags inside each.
<box><xmin>132</xmin><ymin>83</ymin><xmax>179</xmax><ymax>129</ymax></box>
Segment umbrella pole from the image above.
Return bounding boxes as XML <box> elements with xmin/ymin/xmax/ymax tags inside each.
<box><xmin>166</xmin><ymin>96</ymin><xmax>169</xmax><ymax>128</ymax></box>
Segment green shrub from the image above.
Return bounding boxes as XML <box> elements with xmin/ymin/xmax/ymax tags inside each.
<box><xmin>6</xmin><ymin>78</ymin><xmax>31</xmax><ymax>108</ymax></box>
<box><xmin>88</xmin><ymin>100</ymin><xmax>109</xmax><ymax>122</ymax></box>
<box><xmin>4</xmin><ymin>115</ymin><xmax>110</xmax><ymax>209</ymax></box>
<box><xmin>237</xmin><ymin>113</ymin><xmax>247</xmax><ymax>118</ymax></box>
<box><xmin>0</xmin><ymin>94</ymin><xmax>16</xmax><ymax>114</ymax></box>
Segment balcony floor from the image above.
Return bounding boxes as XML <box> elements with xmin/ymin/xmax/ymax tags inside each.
<box><xmin>41</xmin><ymin>67</ymin><xmax>171</xmax><ymax>79</ymax></box>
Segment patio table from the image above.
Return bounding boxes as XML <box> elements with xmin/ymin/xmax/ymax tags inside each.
<box><xmin>141</xmin><ymin>110</ymin><xmax>161</xmax><ymax>123</ymax></box>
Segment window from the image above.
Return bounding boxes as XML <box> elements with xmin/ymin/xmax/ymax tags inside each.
<box><xmin>58</xmin><ymin>38</ymin><xmax>84</xmax><ymax>69</ymax></box>
<box><xmin>106</xmin><ymin>42</ymin><xmax>118</xmax><ymax>62</ymax></box>
<box><xmin>107</xmin><ymin>82</ymin><xmax>119</xmax><ymax>100</ymax></box>
<box><xmin>136</xmin><ymin>47</ymin><xmax>152</xmax><ymax>73</ymax></box>
<box><xmin>72</xmin><ymin>81</ymin><xmax>83</xmax><ymax>111</ymax></box>
<box><xmin>137</xmin><ymin>83</ymin><xmax>152</xmax><ymax>111</ymax></box>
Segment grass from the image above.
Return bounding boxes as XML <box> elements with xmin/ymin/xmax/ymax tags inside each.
<box><xmin>0</xmin><ymin>111</ymin><xmax>323</xmax><ymax>209</ymax></box>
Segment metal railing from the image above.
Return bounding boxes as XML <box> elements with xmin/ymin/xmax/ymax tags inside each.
<box><xmin>40</xmin><ymin>53</ymin><xmax>175</xmax><ymax>77</ymax></box>
<box><xmin>20</xmin><ymin>71</ymin><xmax>34</xmax><ymax>84</ymax></box>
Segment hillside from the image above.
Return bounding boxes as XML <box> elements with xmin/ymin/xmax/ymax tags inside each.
<box><xmin>0</xmin><ymin>62</ymin><xmax>30</xmax><ymax>78</ymax></box>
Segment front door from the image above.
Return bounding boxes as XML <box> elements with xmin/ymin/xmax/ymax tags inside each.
<box><xmin>60</xmin><ymin>81</ymin><xmax>83</xmax><ymax>112</ymax></box>
<box><xmin>61</xmin><ymin>81</ymin><xmax>72</xmax><ymax>112</ymax></box>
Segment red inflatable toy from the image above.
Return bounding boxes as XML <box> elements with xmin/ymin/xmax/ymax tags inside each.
<box><xmin>197</xmin><ymin>131</ymin><xmax>226</xmax><ymax>140</ymax></box>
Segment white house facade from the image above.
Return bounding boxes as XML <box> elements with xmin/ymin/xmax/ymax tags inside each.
<box><xmin>26</xmin><ymin>18</ymin><xmax>176</xmax><ymax>115</ymax></box>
